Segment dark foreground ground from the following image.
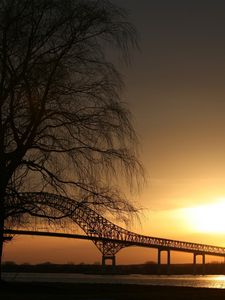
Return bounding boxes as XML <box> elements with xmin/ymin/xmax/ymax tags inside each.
<box><xmin>1</xmin><ymin>282</ymin><xmax>225</xmax><ymax>300</ymax></box>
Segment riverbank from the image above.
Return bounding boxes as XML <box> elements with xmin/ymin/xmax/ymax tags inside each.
<box><xmin>1</xmin><ymin>282</ymin><xmax>225</xmax><ymax>300</ymax></box>
<box><xmin>3</xmin><ymin>261</ymin><xmax>225</xmax><ymax>274</ymax></box>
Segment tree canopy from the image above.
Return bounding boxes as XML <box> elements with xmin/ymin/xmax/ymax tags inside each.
<box><xmin>0</xmin><ymin>0</ymin><xmax>144</xmax><ymax>233</ymax></box>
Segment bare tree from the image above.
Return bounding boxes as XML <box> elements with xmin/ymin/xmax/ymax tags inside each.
<box><xmin>0</xmin><ymin>0</ymin><xmax>144</xmax><ymax>277</ymax></box>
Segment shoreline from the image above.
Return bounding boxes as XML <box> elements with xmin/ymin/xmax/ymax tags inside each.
<box><xmin>2</xmin><ymin>282</ymin><xmax>225</xmax><ymax>300</ymax></box>
<box><xmin>3</xmin><ymin>261</ymin><xmax>225</xmax><ymax>275</ymax></box>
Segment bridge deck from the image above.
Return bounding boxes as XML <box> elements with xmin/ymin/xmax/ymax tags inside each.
<box><xmin>5</xmin><ymin>192</ymin><xmax>225</xmax><ymax>258</ymax></box>
<box><xmin>4</xmin><ymin>229</ymin><xmax>225</xmax><ymax>257</ymax></box>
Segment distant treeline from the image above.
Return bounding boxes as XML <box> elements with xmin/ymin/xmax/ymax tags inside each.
<box><xmin>2</xmin><ymin>261</ymin><xmax>225</xmax><ymax>275</ymax></box>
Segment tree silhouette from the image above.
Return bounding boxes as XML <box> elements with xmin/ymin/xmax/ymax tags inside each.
<box><xmin>0</xmin><ymin>0</ymin><xmax>143</xmax><ymax>277</ymax></box>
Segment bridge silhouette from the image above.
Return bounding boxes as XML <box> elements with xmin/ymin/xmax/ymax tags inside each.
<box><xmin>4</xmin><ymin>192</ymin><xmax>225</xmax><ymax>274</ymax></box>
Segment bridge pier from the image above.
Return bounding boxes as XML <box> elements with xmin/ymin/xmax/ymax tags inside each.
<box><xmin>223</xmin><ymin>256</ymin><xmax>225</xmax><ymax>274</ymax></box>
<box><xmin>102</xmin><ymin>255</ymin><xmax>116</xmax><ymax>273</ymax></box>
<box><xmin>157</xmin><ymin>249</ymin><xmax>161</xmax><ymax>274</ymax></box>
<box><xmin>202</xmin><ymin>254</ymin><xmax>205</xmax><ymax>275</ymax></box>
<box><xmin>193</xmin><ymin>253</ymin><xmax>196</xmax><ymax>275</ymax></box>
<box><xmin>157</xmin><ymin>249</ymin><xmax>171</xmax><ymax>275</ymax></box>
<box><xmin>167</xmin><ymin>250</ymin><xmax>171</xmax><ymax>275</ymax></box>
<box><xmin>193</xmin><ymin>253</ymin><xmax>205</xmax><ymax>275</ymax></box>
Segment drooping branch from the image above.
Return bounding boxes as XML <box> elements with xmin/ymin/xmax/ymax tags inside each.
<box><xmin>0</xmin><ymin>0</ymin><xmax>144</xmax><ymax>232</ymax></box>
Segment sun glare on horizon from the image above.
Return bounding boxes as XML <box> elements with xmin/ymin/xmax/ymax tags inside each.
<box><xmin>183</xmin><ymin>198</ymin><xmax>225</xmax><ymax>234</ymax></box>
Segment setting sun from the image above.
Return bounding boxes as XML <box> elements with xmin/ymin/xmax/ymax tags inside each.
<box><xmin>183</xmin><ymin>198</ymin><xmax>225</xmax><ymax>234</ymax></box>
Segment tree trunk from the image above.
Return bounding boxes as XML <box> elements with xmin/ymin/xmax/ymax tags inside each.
<box><xmin>0</xmin><ymin>186</ymin><xmax>6</xmax><ymax>284</ymax></box>
<box><xmin>0</xmin><ymin>216</ymin><xmax>4</xmax><ymax>284</ymax></box>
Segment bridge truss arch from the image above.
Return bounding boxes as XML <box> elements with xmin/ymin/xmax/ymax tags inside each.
<box><xmin>6</xmin><ymin>192</ymin><xmax>134</xmax><ymax>257</ymax></box>
<box><xmin>5</xmin><ymin>192</ymin><xmax>225</xmax><ymax>270</ymax></box>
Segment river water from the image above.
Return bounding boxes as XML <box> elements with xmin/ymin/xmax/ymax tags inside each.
<box><xmin>3</xmin><ymin>273</ymin><xmax>225</xmax><ymax>289</ymax></box>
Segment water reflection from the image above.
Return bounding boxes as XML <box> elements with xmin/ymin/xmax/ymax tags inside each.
<box><xmin>3</xmin><ymin>273</ymin><xmax>225</xmax><ymax>289</ymax></box>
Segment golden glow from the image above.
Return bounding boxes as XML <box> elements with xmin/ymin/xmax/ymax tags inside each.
<box><xmin>183</xmin><ymin>198</ymin><xmax>225</xmax><ymax>233</ymax></box>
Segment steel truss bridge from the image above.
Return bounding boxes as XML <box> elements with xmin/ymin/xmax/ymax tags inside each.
<box><xmin>4</xmin><ymin>192</ymin><xmax>225</xmax><ymax>273</ymax></box>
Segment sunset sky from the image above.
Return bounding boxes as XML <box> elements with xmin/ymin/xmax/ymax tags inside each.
<box><xmin>4</xmin><ymin>0</ymin><xmax>225</xmax><ymax>265</ymax></box>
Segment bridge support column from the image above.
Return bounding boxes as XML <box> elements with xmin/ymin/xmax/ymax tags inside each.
<box><xmin>158</xmin><ymin>249</ymin><xmax>170</xmax><ymax>275</ymax></box>
<box><xmin>193</xmin><ymin>253</ymin><xmax>206</xmax><ymax>275</ymax></box>
<box><xmin>102</xmin><ymin>255</ymin><xmax>116</xmax><ymax>273</ymax></box>
<box><xmin>193</xmin><ymin>253</ymin><xmax>197</xmax><ymax>275</ymax></box>
<box><xmin>224</xmin><ymin>256</ymin><xmax>225</xmax><ymax>275</ymax></box>
<box><xmin>167</xmin><ymin>250</ymin><xmax>171</xmax><ymax>275</ymax></box>
<box><xmin>157</xmin><ymin>249</ymin><xmax>161</xmax><ymax>274</ymax></box>
<box><xmin>157</xmin><ymin>249</ymin><xmax>171</xmax><ymax>275</ymax></box>
<box><xmin>202</xmin><ymin>254</ymin><xmax>205</xmax><ymax>275</ymax></box>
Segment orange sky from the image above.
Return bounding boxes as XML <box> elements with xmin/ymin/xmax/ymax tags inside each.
<box><xmin>4</xmin><ymin>0</ymin><xmax>225</xmax><ymax>265</ymax></box>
